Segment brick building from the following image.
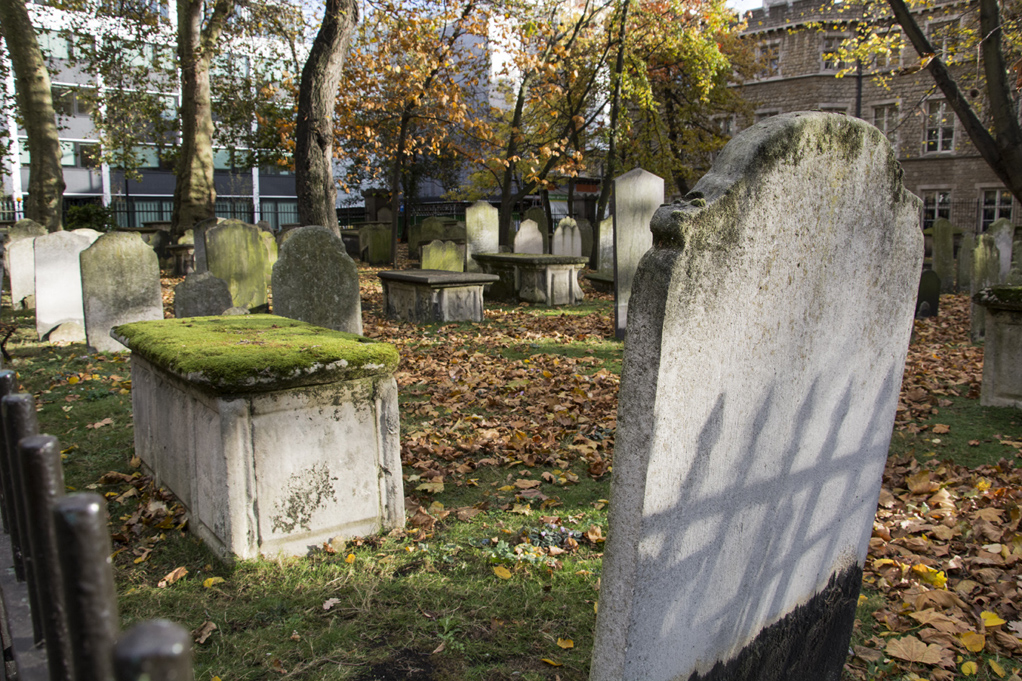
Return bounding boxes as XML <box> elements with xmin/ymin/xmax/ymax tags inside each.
<box><xmin>737</xmin><ymin>0</ymin><xmax>1020</xmax><ymax>233</ymax></box>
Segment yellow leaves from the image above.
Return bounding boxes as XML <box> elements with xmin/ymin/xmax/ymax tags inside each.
<box><xmin>493</xmin><ymin>566</ymin><xmax>512</xmax><ymax>580</ymax></box>
<box><xmin>960</xmin><ymin>631</ymin><xmax>986</xmax><ymax>653</ymax></box>
<box><xmin>990</xmin><ymin>659</ymin><xmax>1008</xmax><ymax>677</ymax></box>
<box><xmin>345</xmin><ymin>553</ymin><xmax>356</xmax><ymax>564</ymax></box>
<box><xmin>962</xmin><ymin>660</ymin><xmax>979</xmax><ymax>675</ymax></box>
<box><xmin>885</xmin><ymin>635</ymin><xmax>947</xmax><ymax>665</ymax></box>
<box><xmin>982</xmin><ymin>611</ymin><xmax>1007</xmax><ymax>628</ymax></box>
<box><xmin>911</xmin><ymin>564</ymin><xmax>948</xmax><ymax>588</ymax></box>
<box><xmin>540</xmin><ymin>658</ymin><xmax>562</xmax><ymax>666</ymax></box>
<box><xmin>556</xmin><ymin>638</ymin><xmax>573</xmax><ymax>649</ymax></box>
<box><xmin>203</xmin><ymin>577</ymin><xmax>225</xmax><ymax>588</ymax></box>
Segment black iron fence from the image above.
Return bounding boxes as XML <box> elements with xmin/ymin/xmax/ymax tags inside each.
<box><xmin>0</xmin><ymin>369</ymin><xmax>194</xmax><ymax>681</ymax></box>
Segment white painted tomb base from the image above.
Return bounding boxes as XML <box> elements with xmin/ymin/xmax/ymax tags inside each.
<box><xmin>114</xmin><ymin>316</ymin><xmax>403</xmax><ymax>560</ymax></box>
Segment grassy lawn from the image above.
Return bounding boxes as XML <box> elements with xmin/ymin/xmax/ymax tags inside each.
<box><xmin>3</xmin><ymin>278</ymin><xmax>1020</xmax><ymax>681</ymax></box>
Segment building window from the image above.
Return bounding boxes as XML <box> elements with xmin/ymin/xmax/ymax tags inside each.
<box><xmin>981</xmin><ymin>189</ymin><xmax>1013</xmax><ymax>230</ymax></box>
<box><xmin>922</xmin><ymin>190</ymin><xmax>951</xmax><ymax>230</ymax></box>
<box><xmin>925</xmin><ymin>100</ymin><xmax>954</xmax><ymax>152</ymax></box>
<box><xmin>822</xmin><ymin>35</ymin><xmax>848</xmax><ymax>72</ymax></box>
<box><xmin>756</xmin><ymin>40</ymin><xmax>780</xmax><ymax>78</ymax></box>
<box><xmin>51</xmin><ymin>86</ymin><xmax>94</xmax><ymax>117</ymax></box>
<box><xmin>712</xmin><ymin>114</ymin><xmax>736</xmax><ymax>137</ymax></box>
<box><xmin>59</xmin><ymin>141</ymin><xmax>100</xmax><ymax>168</ymax></box>
<box><xmin>873</xmin><ymin>31</ymin><xmax>903</xmax><ymax>71</ymax></box>
<box><xmin>927</xmin><ymin>19</ymin><xmax>960</xmax><ymax>61</ymax></box>
<box><xmin>872</xmin><ymin>104</ymin><xmax>899</xmax><ymax>146</ymax></box>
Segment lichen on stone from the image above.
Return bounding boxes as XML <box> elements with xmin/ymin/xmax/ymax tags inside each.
<box><xmin>974</xmin><ymin>285</ymin><xmax>1022</xmax><ymax>311</ymax></box>
<box><xmin>112</xmin><ymin>314</ymin><xmax>398</xmax><ymax>393</ymax></box>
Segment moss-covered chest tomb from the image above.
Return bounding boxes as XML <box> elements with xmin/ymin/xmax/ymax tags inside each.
<box><xmin>113</xmin><ymin>315</ymin><xmax>404</xmax><ymax>560</ymax></box>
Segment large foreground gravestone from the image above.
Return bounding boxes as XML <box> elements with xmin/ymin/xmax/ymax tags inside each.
<box><xmin>34</xmin><ymin>231</ymin><xmax>94</xmax><ymax>341</ymax></box>
<box><xmin>80</xmin><ymin>232</ymin><xmax>163</xmax><ymax>353</ymax></box>
<box><xmin>113</xmin><ymin>316</ymin><xmax>404</xmax><ymax>559</ymax></box>
<box><xmin>271</xmin><ymin>226</ymin><xmax>362</xmax><ymax>334</ymax></box>
<box><xmin>612</xmin><ymin>168</ymin><xmax>664</xmax><ymax>339</ymax></box>
<box><xmin>590</xmin><ymin>113</ymin><xmax>922</xmax><ymax>681</ymax></box>
<box><xmin>204</xmin><ymin>220</ymin><xmax>269</xmax><ymax>310</ymax></box>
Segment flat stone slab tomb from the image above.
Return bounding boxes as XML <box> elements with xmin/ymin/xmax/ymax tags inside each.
<box><xmin>378</xmin><ymin>270</ymin><xmax>498</xmax><ymax>323</ymax></box>
<box><xmin>974</xmin><ymin>286</ymin><xmax>1022</xmax><ymax>409</ymax></box>
<box><xmin>112</xmin><ymin>315</ymin><xmax>404</xmax><ymax>560</ymax></box>
<box><xmin>472</xmin><ymin>253</ymin><xmax>588</xmax><ymax>305</ymax></box>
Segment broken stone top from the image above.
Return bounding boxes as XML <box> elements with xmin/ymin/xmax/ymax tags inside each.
<box><xmin>656</xmin><ymin>112</ymin><xmax>905</xmax><ymax>247</ymax></box>
<box><xmin>974</xmin><ymin>285</ymin><xmax>1022</xmax><ymax>312</ymax></box>
<box><xmin>111</xmin><ymin>315</ymin><xmax>398</xmax><ymax>394</ymax></box>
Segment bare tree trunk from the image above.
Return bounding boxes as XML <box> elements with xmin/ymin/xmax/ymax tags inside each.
<box><xmin>172</xmin><ymin>0</ymin><xmax>233</xmax><ymax>238</ymax></box>
<box><xmin>889</xmin><ymin>0</ymin><xmax>1022</xmax><ymax>203</ymax></box>
<box><xmin>389</xmin><ymin>109</ymin><xmax>412</xmax><ymax>265</ymax></box>
<box><xmin>295</xmin><ymin>0</ymin><xmax>358</xmax><ymax>234</ymax></box>
<box><xmin>595</xmin><ymin>0</ymin><xmax>631</xmax><ymax>223</ymax></box>
<box><xmin>0</xmin><ymin>0</ymin><xmax>64</xmax><ymax>231</ymax></box>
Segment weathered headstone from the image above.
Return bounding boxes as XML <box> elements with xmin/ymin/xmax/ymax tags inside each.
<box><xmin>271</xmin><ymin>226</ymin><xmax>362</xmax><ymax>334</ymax></box>
<box><xmin>513</xmin><ymin>220</ymin><xmax>544</xmax><ymax>255</ymax></box>
<box><xmin>612</xmin><ymin>168</ymin><xmax>664</xmax><ymax>339</ymax></box>
<box><xmin>5</xmin><ymin>219</ymin><xmax>47</xmax><ymax>308</ymax></box>
<box><xmin>377</xmin><ymin>207</ymin><xmax>392</xmax><ymax>224</ymax></box>
<box><xmin>8</xmin><ymin>237</ymin><xmax>38</xmax><ymax>310</ymax></box>
<box><xmin>597</xmin><ymin>217</ymin><xmax>614</xmax><ymax>274</ymax></box>
<box><xmin>971</xmin><ymin>235</ymin><xmax>1002</xmax><ymax>341</ymax></box>
<box><xmin>916</xmin><ymin>269</ymin><xmax>940</xmax><ymax>318</ymax></box>
<box><xmin>421</xmin><ymin>240</ymin><xmax>465</xmax><ymax>272</ymax></box>
<box><xmin>359</xmin><ymin>224</ymin><xmax>391</xmax><ymax>265</ymax></box>
<box><xmin>34</xmin><ymin>231</ymin><xmax>93</xmax><ymax>341</ymax></box>
<box><xmin>931</xmin><ymin>218</ymin><xmax>956</xmax><ymax>293</ymax></box>
<box><xmin>576</xmin><ymin>218</ymin><xmax>593</xmax><ymax>261</ymax></box>
<box><xmin>591</xmin><ymin>113</ymin><xmax>922</xmax><ymax>681</ymax></box>
<box><xmin>80</xmin><ymin>232</ymin><xmax>163</xmax><ymax>353</ymax></box>
<box><xmin>174</xmin><ymin>272</ymin><xmax>233</xmax><ymax>318</ymax></box>
<box><xmin>205</xmin><ymin>220</ymin><xmax>270</xmax><ymax>310</ymax></box>
<box><xmin>260</xmin><ymin>231</ymin><xmax>278</xmax><ymax>283</ymax></box>
<box><xmin>524</xmin><ymin>207</ymin><xmax>549</xmax><ymax>252</ymax></box>
<box><xmin>1011</xmin><ymin>238</ymin><xmax>1022</xmax><ymax>284</ymax></box>
<box><xmin>419</xmin><ymin>218</ymin><xmax>446</xmax><ymax>246</ymax></box>
<box><xmin>552</xmin><ymin>218</ymin><xmax>582</xmax><ymax>257</ymax></box>
<box><xmin>988</xmin><ymin>218</ymin><xmax>1016</xmax><ymax>281</ymax></box>
<box><xmin>71</xmin><ymin>228</ymin><xmax>103</xmax><ymax>243</ymax></box>
<box><xmin>957</xmin><ymin>232</ymin><xmax>975</xmax><ymax>294</ymax></box>
<box><xmin>973</xmin><ymin>286</ymin><xmax>1022</xmax><ymax>409</ymax></box>
<box><xmin>465</xmin><ymin>201</ymin><xmax>499</xmax><ymax>272</ymax></box>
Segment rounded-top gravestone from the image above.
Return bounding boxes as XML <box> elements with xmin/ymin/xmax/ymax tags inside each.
<box><xmin>80</xmin><ymin>232</ymin><xmax>163</xmax><ymax>353</ymax></box>
<box><xmin>34</xmin><ymin>230</ymin><xmax>93</xmax><ymax>341</ymax></box>
<box><xmin>271</xmin><ymin>226</ymin><xmax>362</xmax><ymax>334</ymax></box>
<box><xmin>174</xmin><ymin>272</ymin><xmax>233</xmax><ymax>318</ymax></box>
<box><xmin>204</xmin><ymin>220</ymin><xmax>269</xmax><ymax>310</ymax></box>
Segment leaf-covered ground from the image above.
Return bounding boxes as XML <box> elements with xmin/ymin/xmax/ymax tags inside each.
<box><xmin>4</xmin><ymin>264</ymin><xmax>1021</xmax><ymax>680</ymax></box>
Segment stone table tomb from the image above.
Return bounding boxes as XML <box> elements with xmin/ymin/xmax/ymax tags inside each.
<box><xmin>472</xmin><ymin>253</ymin><xmax>588</xmax><ymax>306</ymax></box>
<box><xmin>112</xmin><ymin>315</ymin><xmax>404</xmax><ymax>560</ymax></box>
<box><xmin>377</xmin><ymin>270</ymin><xmax>498</xmax><ymax>323</ymax></box>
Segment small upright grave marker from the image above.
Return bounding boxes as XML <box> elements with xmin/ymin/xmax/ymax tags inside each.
<box><xmin>465</xmin><ymin>201</ymin><xmax>499</xmax><ymax>272</ymax></box>
<box><xmin>931</xmin><ymin>218</ymin><xmax>956</xmax><ymax>293</ymax></box>
<box><xmin>34</xmin><ymin>231</ymin><xmax>93</xmax><ymax>341</ymax></box>
<box><xmin>612</xmin><ymin>168</ymin><xmax>664</xmax><ymax>339</ymax></box>
<box><xmin>916</xmin><ymin>269</ymin><xmax>940</xmax><ymax>318</ymax></box>
<box><xmin>204</xmin><ymin>220</ymin><xmax>269</xmax><ymax>310</ymax></box>
<box><xmin>513</xmin><ymin>220</ymin><xmax>543</xmax><ymax>254</ymax></box>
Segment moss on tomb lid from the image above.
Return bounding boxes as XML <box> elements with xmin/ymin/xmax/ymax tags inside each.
<box><xmin>111</xmin><ymin>315</ymin><xmax>398</xmax><ymax>393</ymax></box>
<box><xmin>974</xmin><ymin>285</ymin><xmax>1022</xmax><ymax>311</ymax></box>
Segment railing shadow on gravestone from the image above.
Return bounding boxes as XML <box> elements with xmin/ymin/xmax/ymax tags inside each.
<box><xmin>0</xmin><ymin>370</ymin><xmax>194</xmax><ymax>681</ymax></box>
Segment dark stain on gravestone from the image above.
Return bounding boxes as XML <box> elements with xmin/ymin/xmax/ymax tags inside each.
<box><xmin>916</xmin><ymin>269</ymin><xmax>940</xmax><ymax>318</ymax></box>
<box><xmin>270</xmin><ymin>463</ymin><xmax>337</xmax><ymax>534</ymax></box>
<box><xmin>686</xmin><ymin>564</ymin><xmax>861</xmax><ymax>681</ymax></box>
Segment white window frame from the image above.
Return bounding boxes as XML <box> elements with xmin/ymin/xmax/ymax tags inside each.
<box><xmin>924</xmin><ymin>100</ymin><xmax>954</xmax><ymax>153</ymax></box>
<box><xmin>921</xmin><ymin>189</ymin><xmax>952</xmax><ymax>230</ymax></box>
<box><xmin>980</xmin><ymin>188</ymin><xmax>1014</xmax><ymax>230</ymax></box>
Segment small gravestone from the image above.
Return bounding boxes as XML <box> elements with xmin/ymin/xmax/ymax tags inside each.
<box><xmin>205</xmin><ymin>220</ymin><xmax>270</xmax><ymax>310</ymax></box>
<box><xmin>988</xmin><ymin>218</ymin><xmax>1015</xmax><ymax>281</ymax></box>
<box><xmin>916</xmin><ymin>269</ymin><xmax>941</xmax><ymax>318</ymax></box>
<box><xmin>257</xmin><ymin>220</ymin><xmax>272</xmax><ymax>232</ymax></box>
<box><xmin>80</xmin><ymin>232</ymin><xmax>163</xmax><ymax>353</ymax></box>
<box><xmin>552</xmin><ymin>218</ymin><xmax>582</xmax><ymax>257</ymax></box>
<box><xmin>8</xmin><ymin>237</ymin><xmax>39</xmax><ymax>310</ymax></box>
<box><xmin>377</xmin><ymin>207</ymin><xmax>392</xmax><ymax>224</ymax></box>
<box><xmin>524</xmin><ymin>206</ymin><xmax>548</xmax><ymax>245</ymax></box>
<box><xmin>465</xmin><ymin>201</ymin><xmax>499</xmax><ymax>272</ymax></box>
<box><xmin>971</xmin><ymin>235</ymin><xmax>1002</xmax><ymax>341</ymax></box>
<box><xmin>8</xmin><ymin>218</ymin><xmax>47</xmax><ymax>242</ymax></box>
<box><xmin>444</xmin><ymin>222</ymin><xmax>467</xmax><ymax>242</ymax></box>
<box><xmin>612</xmin><ymin>168</ymin><xmax>664</xmax><ymax>339</ymax></box>
<box><xmin>591</xmin><ymin>113</ymin><xmax>922</xmax><ymax>681</ymax></box>
<box><xmin>931</xmin><ymin>218</ymin><xmax>956</xmax><ymax>293</ymax></box>
<box><xmin>514</xmin><ymin>220</ymin><xmax>543</xmax><ymax>254</ymax></box>
<box><xmin>71</xmin><ymin>228</ymin><xmax>103</xmax><ymax>243</ymax></box>
<box><xmin>421</xmin><ymin>240</ymin><xmax>464</xmax><ymax>272</ymax></box>
<box><xmin>34</xmin><ymin>231</ymin><xmax>93</xmax><ymax>341</ymax></box>
<box><xmin>1011</xmin><ymin>238</ymin><xmax>1022</xmax><ymax>284</ymax></box>
<box><xmin>419</xmin><ymin>218</ymin><xmax>446</xmax><ymax>246</ymax></box>
<box><xmin>359</xmin><ymin>224</ymin><xmax>391</xmax><ymax>265</ymax></box>
<box><xmin>271</xmin><ymin>226</ymin><xmax>362</xmax><ymax>334</ymax></box>
<box><xmin>576</xmin><ymin>218</ymin><xmax>593</xmax><ymax>261</ymax></box>
<box><xmin>958</xmin><ymin>232</ymin><xmax>975</xmax><ymax>293</ymax></box>
<box><xmin>174</xmin><ymin>272</ymin><xmax>233</xmax><ymax>318</ymax></box>
<box><xmin>597</xmin><ymin>217</ymin><xmax>614</xmax><ymax>274</ymax></box>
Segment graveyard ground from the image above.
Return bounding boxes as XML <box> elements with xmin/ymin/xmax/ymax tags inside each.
<box><xmin>1</xmin><ymin>269</ymin><xmax>1020</xmax><ymax>681</ymax></box>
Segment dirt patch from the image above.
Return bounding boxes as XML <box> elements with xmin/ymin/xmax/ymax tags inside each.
<box><xmin>355</xmin><ymin>649</ymin><xmax>436</xmax><ymax>681</ymax></box>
